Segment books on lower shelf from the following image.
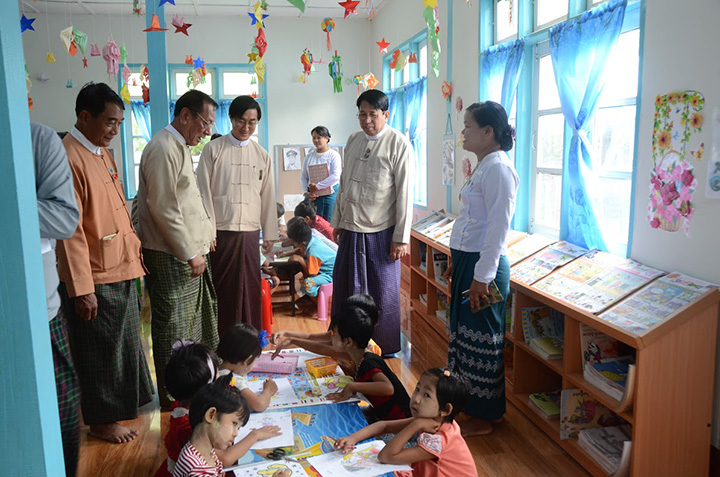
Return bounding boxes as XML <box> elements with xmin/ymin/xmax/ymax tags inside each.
<box><xmin>528</xmin><ymin>390</ymin><xmax>561</xmax><ymax>419</ymax></box>
<box><xmin>598</xmin><ymin>272</ymin><xmax>718</xmax><ymax>335</ymax></box>
<box><xmin>419</xmin><ymin>293</ymin><xmax>427</xmax><ymax>305</ymax></box>
<box><xmin>584</xmin><ymin>357</ymin><xmax>635</xmax><ymax>402</ymax></box>
<box><xmin>521</xmin><ymin>306</ymin><xmax>564</xmax><ymax>359</ymax></box>
<box><xmin>511</xmin><ymin>241</ymin><xmax>589</xmax><ymax>285</ymax></box>
<box><xmin>506</xmin><ymin>233</ymin><xmax>555</xmax><ymax>266</ymax></box>
<box><xmin>505</xmin><ymin>291</ymin><xmax>515</xmax><ymax>334</ymax></box>
<box><xmin>560</xmin><ymin>388</ymin><xmax>626</xmax><ymax>440</ymax></box>
<box><xmin>577</xmin><ymin>425</ymin><xmax>632</xmax><ymax>476</ymax></box>
<box><xmin>580</xmin><ymin>324</ymin><xmax>636</xmax><ymax>405</ymax></box>
<box><xmin>533</xmin><ymin>250</ymin><xmax>666</xmax><ymax>314</ymax></box>
<box><xmin>436</xmin><ymin>291</ymin><xmax>449</xmax><ymax>324</ymax></box>
<box><xmin>433</xmin><ymin>252</ymin><xmax>449</xmax><ymax>286</ymax></box>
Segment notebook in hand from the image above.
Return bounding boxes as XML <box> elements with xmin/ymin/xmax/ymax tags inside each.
<box><xmin>462</xmin><ymin>280</ymin><xmax>504</xmax><ymax>313</ymax></box>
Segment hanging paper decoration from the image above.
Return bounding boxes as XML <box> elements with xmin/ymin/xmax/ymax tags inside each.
<box><xmin>132</xmin><ymin>0</ymin><xmax>143</xmax><ymax>15</ymax></box>
<box><xmin>36</xmin><ymin>73</ymin><xmax>49</xmax><ymax>82</ymax></box>
<box><xmin>389</xmin><ymin>49</ymin><xmax>407</xmax><ymax>72</ymax></box>
<box><xmin>255</xmin><ymin>29</ymin><xmax>267</xmax><ymax>57</ymax></box>
<box><xmin>159</xmin><ymin>0</ymin><xmax>175</xmax><ymax>6</ymax></box>
<box><xmin>171</xmin><ymin>15</ymin><xmax>192</xmax><ymax>35</ymax></box>
<box><xmin>140</xmin><ymin>64</ymin><xmax>149</xmax><ymax>81</ymax></box>
<box><xmin>441</xmin><ymin>81</ymin><xmax>452</xmax><ymax>100</ymax></box>
<box><xmin>60</xmin><ymin>26</ymin><xmax>77</xmax><ymax>56</ymax></box>
<box><xmin>328</xmin><ymin>50</ymin><xmax>343</xmax><ymax>93</ymax></box>
<box><xmin>184</xmin><ymin>55</ymin><xmax>193</xmax><ymax>65</ymax></box>
<box><xmin>143</xmin><ymin>14</ymin><xmax>168</xmax><ymax>32</ymax></box>
<box><xmin>286</xmin><ymin>0</ymin><xmax>305</xmax><ymax>13</ymax></box>
<box><xmin>142</xmin><ymin>84</ymin><xmax>150</xmax><ymax>105</ymax></box>
<box><xmin>300</xmin><ymin>48</ymin><xmax>313</xmax><ymax>76</ymax></box>
<box><xmin>352</xmin><ymin>74</ymin><xmax>363</xmax><ymax>95</ymax></box>
<box><xmin>119</xmin><ymin>43</ymin><xmax>128</xmax><ymax>63</ymax></box>
<box><xmin>408</xmin><ymin>52</ymin><xmax>418</xmax><ymax>63</ymax></box>
<box><xmin>338</xmin><ymin>0</ymin><xmax>360</xmax><ymax>18</ymax></box>
<box><xmin>102</xmin><ymin>40</ymin><xmax>121</xmax><ymax>76</ymax></box>
<box><xmin>28</xmin><ymin>96</ymin><xmax>33</xmax><ymax>110</ymax></box>
<box><xmin>90</xmin><ymin>44</ymin><xmax>101</xmax><ymax>57</ymax></box>
<box><xmin>422</xmin><ymin>0</ymin><xmax>441</xmax><ymax>77</ymax></box>
<box><xmin>376</xmin><ymin>37</ymin><xmax>389</xmax><ymax>54</ymax></box>
<box><xmin>193</xmin><ymin>56</ymin><xmax>205</xmax><ymax>70</ymax></box>
<box><xmin>320</xmin><ymin>18</ymin><xmax>335</xmax><ymax>51</ymax></box>
<box><xmin>363</xmin><ymin>72</ymin><xmax>378</xmax><ymax>90</ymax></box>
<box><xmin>20</xmin><ymin>14</ymin><xmax>36</xmax><ymax>33</ymax></box>
<box><xmin>122</xmin><ymin>64</ymin><xmax>132</xmax><ymax>83</ymax></box>
<box><xmin>66</xmin><ymin>79</ymin><xmax>74</xmax><ymax>88</ymax></box>
<box><xmin>246</xmin><ymin>51</ymin><xmax>259</xmax><ymax>63</ymax></box>
<box><xmin>254</xmin><ymin>56</ymin><xmax>266</xmax><ymax>83</ymax></box>
<box><xmin>46</xmin><ymin>52</ymin><xmax>56</xmax><ymax>63</ymax></box>
<box><xmin>82</xmin><ymin>57</ymin><xmax>88</xmax><ymax>68</ymax></box>
<box><xmin>455</xmin><ymin>96</ymin><xmax>463</xmax><ymax>116</ymax></box>
<box><xmin>248</xmin><ymin>4</ymin><xmax>270</xmax><ymax>29</ymax></box>
<box><xmin>73</xmin><ymin>28</ymin><xmax>88</xmax><ymax>55</ymax></box>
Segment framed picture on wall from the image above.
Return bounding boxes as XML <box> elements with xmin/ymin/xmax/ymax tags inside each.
<box><xmin>283</xmin><ymin>147</ymin><xmax>301</xmax><ymax>171</ymax></box>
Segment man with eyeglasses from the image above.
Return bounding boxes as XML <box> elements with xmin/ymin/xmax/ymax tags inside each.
<box><xmin>197</xmin><ymin>95</ymin><xmax>278</xmax><ymax>336</ymax></box>
<box><xmin>331</xmin><ymin>89</ymin><xmax>414</xmax><ymax>356</ymax></box>
<box><xmin>133</xmin><ymin>89</ymin><xmax>219</xmax><ymax>409</ymax></box>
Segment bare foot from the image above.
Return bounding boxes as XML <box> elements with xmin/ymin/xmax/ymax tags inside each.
<box><xmin>89</xmin><ymin>422</ymin><xmax>139</xmax><ymax>444</ymax></box>
<box><xmin>459</xmin><ymin>418</ymin><xmax>493</xmax><ymax>437</ymax></box>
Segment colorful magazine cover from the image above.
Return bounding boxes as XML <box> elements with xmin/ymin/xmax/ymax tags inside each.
<box><xmin>560</xmin><ymin>389</ymin><xmax>625</xmax><ymax>439</ymax></box>
<box><xmin>511</xmin><ymin>241</ymin><xmax>588</xmax><ymax>285</ymax></box>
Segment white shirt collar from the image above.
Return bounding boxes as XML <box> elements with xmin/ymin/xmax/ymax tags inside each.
<box><xmin>165</xmin><ymin>124</ymin><xmax>188</xmax><ymax>146</ymax></box>
<box><xmin>228</xmin><ymin>133</ymin><xmax>250</xmax><ymax>147</ymax></box>
<box><xmin>364</xmin><ymin>125</ymin><xmax>388</xmax><ymax>141</ymax></box>
<box><xmin>70</xmin><ymin>126</ymin><xmax>102</xmax><ymax>155</ymax></box>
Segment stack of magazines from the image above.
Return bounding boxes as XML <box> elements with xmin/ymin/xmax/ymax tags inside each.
<box><xmin>577</xmin><ymin>425</ymin><xmax>632</xmax><ymax>475</ymax></box>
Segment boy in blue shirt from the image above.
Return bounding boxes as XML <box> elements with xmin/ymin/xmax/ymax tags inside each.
<box><xmin>286</xmin><ymin>217</ymin><xmax>336</xmax><ymax>302</ymax></box>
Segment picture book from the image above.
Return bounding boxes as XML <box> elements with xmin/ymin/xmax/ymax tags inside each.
<box><xmin>421</xmin><ymin>217</ymin><xmax>453</xmax><ymax>238</ymax></box>
<box><xmin>505</xmin><ymin>229</ymin><xmax>527</xmax><ymax>248</ymax></box>
<box><xmin>306</xmin><ymin>440</ymin><xmax>412</xmax><ymax>477</ymax></box>
<box><xmin>230</xmin><ymin>460</ymin><xmax>310</xmax><ymax>477</ymax></box>
<box><xmin>598</xmin><ymin>272</ymin><xmax>717</xmax><ymax>334</ymax></box>
<box><xmin>307</xmin><ymin>163</ymin><xmax>332</xmax><ymax>196</ymax></box>
<box><xmin>533</xmin><ymin>250</ymin><xmax>665</xmax><ymax>314</ymax></box>
<box><xmin>560</xmin><ymin>389</ymin><xmax>625</xmax><ymax>439</ymax></box>
<box><xmin>579</xmin><ymin>324</ymin><xmax>620</xmax><ymax>365</ymax></box>
<box><xmin>412</xmin><ymin>211</ymin><xmax>445</xmax><ymax>232</ymax></box>
<box><xmin>520</xmin><ymin>306</ymin><xmax>564</xmax><ymax>343</ymax></box>
<box><xmin>583</xmin><ymin>357</ymin><xmax>635</xmax><ymax>402</ymax></box>
<box><xmin>234</xmin><ymin>410</ymin><xmax>295</xmax><ymax>450</ymax></box>
<box><xmin>462</xmin><ymin>280</ymin><xmax>504</xmax><ymax>313</ymax></box>
<box><xmin>529</xmin><ymin>337</ymin><xmax>564</xmax><ymax>359</ymax></box>
<box><xmin>506</xmin><ymin>233</ymin><xmax>555</xmax><ymax>266</ymax></box>
<box><xmin>511</xmin><ymin>241</ymin><xmax>588</xmax><ymax>285</ymax></box>
<box><xmin>577</xmin><ymin>425</ymin><xmax>632</xmax><ymax>475</ymax></box>
<box><xmin>528</xmin><ymin>391</ymin><xmax>561</xmax><ymax>419</ymax></box>
<box><xmin>433</xmin><ymin>252</ymin><xmax>449</xmax><ymax>286</ymax></box>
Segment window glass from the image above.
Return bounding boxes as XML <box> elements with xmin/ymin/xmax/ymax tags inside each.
<box><xmin>535</xmin><ymin>0</ymin><xmax>568</xmax><ymax>29</ymax></box>
<box><xmin>402</xmin><ymin>50</ymin><xmax>411</xmax><ymax>85</ymax></box>
<box><xmin>223</xmin><ymin>72</ymin><xmax>258</xmax><ymax>97</ymax></box>
<box><xmin>127</xmin><ymin>73</ymin><xmax>145</xmax><ymax>98</ymax></box>
<box><xmin>536</xmin><ymin>113</ymin><xmax>565</xmax><ymax>169</ymax></box>
<box><xmin>590</xmin><ymin>105</ymin><xmax>636</xmax><ymax>173</ymax></box>
<box><xmin>175</xmin><ymin>71</ymin><xmax>213</xmax><ymax>98</ymax></box>
<box><xmin>598</xmin><ymin>29</ymin><xmax>640</xmax><ymax>106</ymax></box>
<box><xmin>496</xmin><ymin>0</ymin><xmax>518</xmax><ymax>41</ymax></box>
<box><xmin>534</xmin><ymin>172</ymin><xmax>562</xmax><ymax>231</ymax></box>
<box><xmin>538</xmin><ymin>55</ymin><xmax>561</xmax><ymax>110</ymax></box>
<box><xmin>419</xmin><ymin>44</ymin><xmax>428</xmax><ymax>77</ymax></box>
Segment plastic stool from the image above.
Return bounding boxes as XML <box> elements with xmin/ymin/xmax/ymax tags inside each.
<box><xmin>261</xmin><ymin>278</ymin><xmax>274</xmax><ymax>333</ymax></box>
<box><xmin>317</xmin><ymin>283</ymin><xmax>333</xmax><ymax>321</ymax></box>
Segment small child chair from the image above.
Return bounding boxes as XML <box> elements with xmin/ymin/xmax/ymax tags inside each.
<box><xmin>316</xmin><ymin>283</ymin><xmax>333</xmax><ymax>321</ymax></box>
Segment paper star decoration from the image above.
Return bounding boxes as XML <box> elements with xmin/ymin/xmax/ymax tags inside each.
<box><xmin>46</xmin><ymin>52</ymin><xmax>56</xmax><ymax>63</ymax></box>
<box><xmin>171</xmin><ymin>15</ymin><xmax>192</xmax><ymax>35</ymax></box>
<box><xmin>193</xmin><ymin>56</ymin><xmax>205</xmax><ymax>70</ymax></box>
<box><xmin>338</xmin><ymin>0</ymin><xmax>360</xmax><ymax>18</ymax></box>
<box><xmin>120</xmin><ymin>84</ymin><xmax>131</xmax><ymax>104</ymax></box>
<box><xmin>376</xmin><ymin>38</ymin><xmax>390</xmax><ymax>54</ymax></box>
<box><xmin>143</xmin><ymin>14</ymin><xmax>168</xmax><ymax>32</ymax></box>
<box><xmin>247</xmin><ymin>51</ymin><xmax>259</xmax><ymax>63</ymax></box>
<box><xmin>20</xmin><ymin>14</ymin><xmax>36</xmax><ymax>33</ymax></box>
<box><xmin>158</xmin><ymin>0</ymin><xmax>175</xmax><ymax>6</ymax></box>
<box><xmin>82</xmin><ymin>57</ymin><xmax>88</xmax><ymax>68</ymax></box>
<box><xmin>248</xmin><ymin>9</ymin><xmax>269</xmax><ymax>28</ymax></box>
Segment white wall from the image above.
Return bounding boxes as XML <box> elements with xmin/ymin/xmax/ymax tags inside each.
<box><xmin>22</xmin><ymin>13</ymin><xmax>372</xmax><ymax>181</ymax></box>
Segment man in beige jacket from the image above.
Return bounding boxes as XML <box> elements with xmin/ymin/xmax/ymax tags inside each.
<box><xmin>133</xmin><ymin>90</ymin><xmax>218</xmax><ymax>408</ymax></box>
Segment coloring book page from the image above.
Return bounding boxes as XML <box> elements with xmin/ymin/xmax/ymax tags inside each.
<box><xmin>248</xmin><ymin>378</ymin><xmax>299</xmax><ymax>408</ymax></box>
<box><xmin>230</xmin><ymin>459</ymin><xmax>310</xmax><ymax>477</ymax></box>
<box><xmin>234</xmin><ymin>410</ymin><xmax>294</xmax><ymax>450</ymax></box>
<box><xmin>306</xmin><ymin>440</ymin><xmax>411</xmax><ymax>477</ymax></box>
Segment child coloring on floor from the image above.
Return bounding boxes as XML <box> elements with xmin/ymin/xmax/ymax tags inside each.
<box><xmin>173</xmin><ymin>375</ymin><xmax>289</xmax><ymax>477</ymax></box>
<box><xmin>217</xmin><ymin>323</ymin><xmax>278</xmax><ymax>412</ymax></box>
<box><xmin>285</xmin><ymin>217</ymin><xmax>336</xmax><ymax>304</ymax></box>
<box><xmin>334</xmin><ymin>368</ymin><xmax>478</xmax><ymax>477</ymax></box>
<box><xmin>271</xmin><ymin>294</ymin><xmax>383</xmax><ymax>362</ymax></box>
<box><xmin>325</xmin><ymin>305</ymin><xmax>411</xmax><ymax>421</ymax></box>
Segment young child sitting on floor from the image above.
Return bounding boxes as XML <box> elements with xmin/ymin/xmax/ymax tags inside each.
<box><xmin>157</xmin><ymin>341</ymin><xmax>281</xmax><ymax>476</ymax></box>
<box><xmin>285</xmin><ymin>217</ymin><xmax>336</xmax><ymax>305</ymax></box>
<box><xmin>270</xmin><ymin>294</ymin><xmax>383</xmax><ymax>365</ymax></box>
<box><xmin>173</xmin><ymin>375</ymin><xmax>289</xmax><ymax>477</ymax></box>
<box><xmin>217</xmin><ymin>324</ymin><xmax>278</xmax><ymax>413</ymax></box>
<box><xmin>325</xmin><ymin>306</ymin><xmax>411</xmax><ymax>421</ymax></box>
<box><xmin>334</xmin><ymin>368</ymin><xmax>477</xmax><ymax>477</ymax></box>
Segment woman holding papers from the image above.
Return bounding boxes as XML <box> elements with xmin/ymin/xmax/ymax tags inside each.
<box><xmin>444</xmin><ymin>101</ymin><xmax>519</xmax><ymax>437</ymax></box>
<box><xmin>300</xmin><ymin>126</ymin><xmax>342</xmax><ymax>221</ymax></box>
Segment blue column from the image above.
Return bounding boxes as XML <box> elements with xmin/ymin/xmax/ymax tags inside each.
<box><xmin>0</xmin><ymin>3</ymin><xmax>65</xmax><ymax>475</ymax></box>
<box><xmin>445</xmin><ymin>0</ymin><xmax>454</xmax><ymax>213</ymax></box>
<box><xmin>145</xmin><ymin>1</ymin><xmax>170</xmax><ymax>135</ymax></box>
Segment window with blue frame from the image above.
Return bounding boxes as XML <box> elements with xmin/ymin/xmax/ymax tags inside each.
<box><xmin>121</xmin><ymin>64</ymin><xmax>266</xmax><ymax>199</ymax></box>
<box><xmin>484</xmin><ymin>0</ymin><xmax>641</xmax><ymax>256</ymax></box>
<box><xmin>383</xmin><ymin>32</ymin><xmax>428</xmax><ymax>208</ymax></box>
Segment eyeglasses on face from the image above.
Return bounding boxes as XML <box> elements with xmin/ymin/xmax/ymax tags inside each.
<box><xmin>357</xmin><ymin>112</ymin><xmax>383</xmax><ymax>120</ymax></box>
<box><xmin>192</xmin><ymin>110</ymin><xmax>214</xmax><ymax>129</ymax></box>
<box><xmin>233</xmin><ymin>118</ymin><xmax>259</xmax><ymax>128</ymax></box>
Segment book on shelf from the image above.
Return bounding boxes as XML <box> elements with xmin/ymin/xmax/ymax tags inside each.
<box><xmin>422</xmin><ymin>217</ymin><xmax>454</xmax><ymax>239</ymax></box>
<box><xmin>505</xmin><ymin>229</ymin><xmax>527</xmax><ymax>248</ymax></box>
<box><xmin>521</xmin><ymin>306</ymin><xmax>564</xmax><ymax>359</ymax></box>
<box><xmin>419</xmin><ymin>293</ymin><xmax>427</xmax><ymax>305</ymax></box>
<box><xmin>429</xmin><ymin>220</ymin><xmax>455</xmax><ymax>240</ymax></box>
<box><xmin>583</xmin><ymin>357</ymin><xmax>635</xmax><ymax>402</ymax></box>
<box><xmin>577</xmin><ymin>425</ymin><xmax>632</xmax><ymax>476</ymax></box>
<box><xmin>528</xmin><ymin>391</ymin><xmax>561</xmax><ymax>419</ymax></box>
<box><xmin>504</xmin><ymin>291</ymin><xmax>514</xmax><ymax>333</ymax></box>
<box><xmin>511</xmin><ymin>241</ymin><xmax>589</xmax><ymax>285</ymax></box>
<box><xmin>433</xmin><ymin>252</ymin><xmax>449</xmax><ymax>286</ymax></box>
<box><xmin>412</xmin><ymin>211</ymin><xmax>445</xmax><ymax>232</ymax></box>
<box><xmin>435</xmin><ymin>308</ymin><xmax>448</xmax><ymax>323</ymax></box>
<box><xmin>598</xmin><ymin>272</ymin><xmax>718</xmax><ymax>335</ymax></box>
<box><xmin>580</xmin><ymin>323</ymin><xmax>622</xmax><ymax>364</ymax></box>
<box><xmin>307</xmin><ymin>163</ymin><xmax>332</xmax><ymax>196</ymax></box>
<box><xmin>504</xmin><ymin>341</ymin><xmax>514</xmax><ymax>385</ymax></box>
<box><xmin>418</xmin><ymin>242</ymin><xmax>427</xmax><ymax>271</ymax></box>
<box><xmin>506</xmin><ymin>233</ymin><xmax>555</xmax><ymax>266</ymax></box>
<box><xmin>560</xmin><ymin>389</ymin><xmax>626</xmax><ymax>440</ymax></box>
<box><xmin>533</xmin><ymin>250</ymin><xmax>666</xmax><ymax>314</ymax></box>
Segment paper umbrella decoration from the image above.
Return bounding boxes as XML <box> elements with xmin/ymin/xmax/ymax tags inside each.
<box><xmin>321</xmin><ymin>18</ymin><xmax>335</xmax><ymax>51</ymax></box>
<box><xmin>102</xmin><ymin>40</ymin><xmax>121</xmax><ymax>76</ymax></box>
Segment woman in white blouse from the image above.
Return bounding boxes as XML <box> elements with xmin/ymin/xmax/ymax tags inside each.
<box><xmin>444</xmin><ymin>101</ymin><xmax>519</xmax><ymax>437</ymax></box>
<box><xmin>300</xmin><ymin>126</ymin><xmax>342</xmax><ymax>221</ymax></box>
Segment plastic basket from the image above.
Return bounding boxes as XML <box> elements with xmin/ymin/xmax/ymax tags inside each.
<box><xmin>251</xmin><ymin>353</ymin><xmax>299</xmax><ymax>374</ymax></box>
<box><xmin>306</xmin><ymin>357</ymin><xmax>338</xmax><ymax>378</ymax></box>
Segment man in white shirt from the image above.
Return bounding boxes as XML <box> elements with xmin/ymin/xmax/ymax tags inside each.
<box><xmin>331</xmin><ymin>90</ymin><xmax>414</xmax><ymax>355</ymax></box>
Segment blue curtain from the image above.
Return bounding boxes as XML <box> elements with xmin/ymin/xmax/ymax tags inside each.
<box><xmin>130</xmin><ymin>100</ymin><xmax>152</xmax><ymax>142</ymax></box>
<box><xmin>386</xmin><ymin>89</ymin><xmax>404</xmax><ymax>130</ymax></box>
<box><xmin>215</xmin><ymin>100</ymin><xmax>232</xmax><ymax>135</ymax></box>
<box><xmin>403</xmin><ymin>77</ymin><xmax>427</xmax><ymax>204</ymax></box>
<box><xmin>169</xmin><ymin>101</ymin><xmax>177</xmax><ymax>121</ymax></box>
<box><xmin>480</xmin><ymin>38</ymin><xmax>525</xmax><ymax>113</ymax></box>
<box><xmin>549</xmin><ymin>0</ymin><xmax>626</xmax><ymax>250</ymax></box>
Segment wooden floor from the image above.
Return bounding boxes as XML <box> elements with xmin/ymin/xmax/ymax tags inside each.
<box><xmin>76</xmin><ymin>300</ymin><xmax>588</xmax><ymax>476</ymax></box>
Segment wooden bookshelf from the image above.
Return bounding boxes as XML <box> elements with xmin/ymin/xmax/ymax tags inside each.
<box><xmin>407</xmin><ymin>219</ymin><xmax>720</xmax><ymax>476</ymax></box>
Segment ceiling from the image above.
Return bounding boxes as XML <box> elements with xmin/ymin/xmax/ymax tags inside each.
<box><xmin>18</xmin><ymin>0</ymin><xmax>383</xmax><ymax>19</ymax></box>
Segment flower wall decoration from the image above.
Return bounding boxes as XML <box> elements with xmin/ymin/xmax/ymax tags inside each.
<box><xmin>647</xmin><ymin>90</ymin><xmax>704</xmax><ymax>235</ymax></box>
